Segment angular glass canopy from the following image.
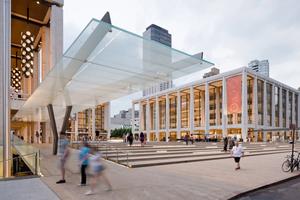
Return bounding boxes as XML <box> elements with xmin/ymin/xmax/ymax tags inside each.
<box><xmin>14</xmin><ymin>18</ymin><xmax>214</xmax><ymax>121</ymax></box>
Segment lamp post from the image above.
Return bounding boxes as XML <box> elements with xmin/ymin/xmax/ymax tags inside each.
<box><xmin>290</xmin><ymin>123</ymin><xmax>296</xmax><ymax>172</ymax></box>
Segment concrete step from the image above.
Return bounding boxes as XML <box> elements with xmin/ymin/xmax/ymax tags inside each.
<box><xmin>108</xmin><ymin>148</ymin><xmax>293</xmax><ymax>163</ymax></box>
<box><xmin>125</xmin><ymin>150</ymin><xmax>292</xmax><ymax>168</ymax></box>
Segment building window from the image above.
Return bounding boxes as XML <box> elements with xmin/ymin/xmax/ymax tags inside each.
<box><xmin>257</xmin><ymin>79</ymin><xmax>264</xmax><ymax>125</ymax></box>
<box><xmin>282</xmin><ymin>89</ymin><xmax>287</xmax><ymax>127</ymax></box>
<box><xmin>181</xmin><ymin>91</ymin><xmax>190</xmax><ymax>128</ymax></box>
<box><xmin>169</xmin><ymin>95</ymin><xmax>177</xmax><ymax>129</ymax></box>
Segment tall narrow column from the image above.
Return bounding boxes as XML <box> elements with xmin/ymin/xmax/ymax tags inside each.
<box><xmin>50</xmin><ymin>4</ymin><xmax>63</xmax><ymax>70</ymax></box>
<box><xmin>146</xmin><ymin>99</ymin><xmax>150</xmax><ymax>141</ymax></box>
<box><xmin>292</xmin><ymin>92</ymin><xmax>295</xmax><ymax>125</ymax></box>
<box><xmin>216</xmin><ymin>87</ymin><xmax>220</xmax><ymax>126</ymax></box>
<box><xmin>155</xmin><ymin>96</ymin><xmax>159</xmax><ymax>141</ymax></box>
<box><xmin>75</xmin><ymin>113</ymin><xmax>79</xmax><ymax>141</ymax></box>
<box><xmin>222</xmin><ymin>77</ymin><xmax>227</xmax><ymax>137</ymax></box>
<box><xmin>271</xmin><ymin>85</ymin><xmax>275</xmax><ymax>128</ymax></box>
<box><xmin>0</xmin><ymin>0</ymin><xmax>11</xmax><ymax>177</ymax></box>
<box><xmin>166</xmin><ymin>94</ymin><xmax>170</xmax><ymax>142</ymax></box>
<box><xmin>253</xmin><ymin>76</ymin><xmax>258</xmax><ymax>141</ymax></box>
<box><xmin>205</xmin><ymin>82</ymin><xmax>209</xmax><ymax>137</ymax></box>
<box><xmin>241</xmin><ymin>70</ymin><xmax>248</xmax><ymax>141</ymax></box>
<box><xmin>104</xmin><ymin>102</ymin><xmax>111</xmax><ymax>139</ymax></box>
<box><xmin>92</xmin><ymin>107</ymin><xmax>96</xmax><ymax>140</ymax></box>
<box><xmin>131</xmin><ymin>102</ymin><xmax>135</xmax><ymax>134</ymax></box>
<box><xmin>176</xmin><ymin>91</ymin><xmax>181</xmax><ymax>139</ymax></box>
<box><xmin>263</xmin><ymin>81</ymin><xmax>267</xmax><ymax>142</ymax></box>
<box><xmin>286</xmin><ymin>90</ymin><xmax>289</xmax><ymax>128</ymax></box>
<box><xmin>138</xmin><ymin>101</ymin><xmax>143</xmax><ymax>132</ymax></box>
<box><xmin>190</xmin><ymin>87</ymin><xmax>194</xmax><ymax>135</ymax></box>
<box><xmin>279</xmin><ymin>87</ymin><xmax>283</xmax><ymax>128</ymax></box>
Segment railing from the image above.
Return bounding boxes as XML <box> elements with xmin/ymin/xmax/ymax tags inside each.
<box><xmin>11</xmin><ymin>135</ymin><xmax>41</xmax><ymax>175</ymax></box>
<box><xmin>0</xmin><ymin>152</ymin><xmax>40</xmax><ymax>176</ymax></box>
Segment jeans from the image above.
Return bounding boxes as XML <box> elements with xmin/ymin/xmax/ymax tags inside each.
<box><xmin>81</xmin><ymin>164</ymin><xmax>88</xmax><ymax>184</ymax></box>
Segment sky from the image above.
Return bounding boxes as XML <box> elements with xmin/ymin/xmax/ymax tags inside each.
<box><xmin>63</xmin><ymin>0</ymin><xmax>300</xmax><ymax>116</ymax></box>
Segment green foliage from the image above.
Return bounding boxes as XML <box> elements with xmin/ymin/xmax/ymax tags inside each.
<box><xmin>110</xmin><ymin>127</ymin><xmax>132</xmax><ymax>138</ymax></box>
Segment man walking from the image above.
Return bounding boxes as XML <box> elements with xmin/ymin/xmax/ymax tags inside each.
<box><xmin>231</xmin><ymin>141</ymin><xmax>244</xmax><ymax>170</ymax></box>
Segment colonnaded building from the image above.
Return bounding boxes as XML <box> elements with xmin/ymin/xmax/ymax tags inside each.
<box><xmin>132</xmin><ymin>67</ymin><xmax>300</xmax><ymax>142</ymax></box>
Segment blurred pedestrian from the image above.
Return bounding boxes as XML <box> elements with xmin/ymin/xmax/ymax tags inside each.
<box><xmin>85</xmin><ymin>148</ymin><xmax>112</xmax><ymax>195</ymax></box>
<box><xmin>79</xmin><ymin>141</ymin><xmax>90</xmax><ymax>186</ymax></box>
<box><xmin>56</xmin><ymin>133</ymin><xmax>70</xmax><ymax>184</ymax></box>
<box><xmin>127</xmin><ymin>133</ymin><xmax>133</xmax><ymax>146</ymax></box>
<box><xmin>140</xmin><ymin>132</ymin><xmax>145</xmax><ymax>147</ymax></box>
<box><xmin>223</xmin><ymin>137</ymin><xmax>228</xmax><ymax>152</ymax></box>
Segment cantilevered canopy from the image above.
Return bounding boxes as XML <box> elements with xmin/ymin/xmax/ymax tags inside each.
<box><xmin>14</xmin><ymin>18</ymin><xmax>214</xmax><ymax>121</ymax></box>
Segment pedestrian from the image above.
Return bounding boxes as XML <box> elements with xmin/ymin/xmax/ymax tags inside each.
<box><xmin>229</xmin><ymin>137</ymin><xmax>234</xmax><ymax>150</ymax></box>
<box><xmin>140</xmin><ymin>132</ymin><xmax>145</xmax><ymax>147</ymax></box>
<box><xmin>184</xmin><ymin>133</ymin><xmax>189</xmax><ymax>145</ymax></box>
<box><xmin>56</xmin><ymin>133</ymin><xmax>70</xmax><ymax>184</ymax></box>
<box><xmin>223</xmin><ymin>137</ymin><xmax>228</xmax><ymax>152</ymax></box>
<box><xmin>85</xmin><ymin>148</ymin><xmax>112</xmax><ymax>195</ymax></box>
<box><xmin>231</xmin><ymin>141</ymin><xmax>244</xmax><ymax>170</ymax></box>
<box><xmin>127</xmin><ymin>133</ymin><xmax>134</xmax><ymax>146</ymax></box>
<box><xmin>35</xmin><ymin>130</ymin><xmax>39</xmax><ymax>144</ymax></box>
<box><xmin>79</xmin><ymin>141</ymin><xmax>90</xmax><ymax>186</ymax></box>
<box><xmin>190</xmin><ymin>134</ymin><xmax>194</xmax><ymax>145</ymax></box>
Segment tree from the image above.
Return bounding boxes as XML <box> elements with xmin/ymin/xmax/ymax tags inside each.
<box><xmin>110</xmin><ymin>127</ymin><xmax>132</xmax><ymax>138</ymax></box>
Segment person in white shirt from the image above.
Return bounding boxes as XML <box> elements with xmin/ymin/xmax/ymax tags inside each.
<box><xmin>231</xmin><ymin>141</ymin><xmax>244</xmax><ymax>170</ymax></box>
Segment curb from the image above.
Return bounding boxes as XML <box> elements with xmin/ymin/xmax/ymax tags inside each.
<box><xmin>228</xmin><ymin>173</ymin><xmax>300</xmax><ymax>200</ymax></box>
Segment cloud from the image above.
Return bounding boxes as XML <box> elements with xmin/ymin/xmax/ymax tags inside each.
<box><xmin>63</xmin><ymin>0</ymin><xmax>300</xmax><ymax>115</ymax></box>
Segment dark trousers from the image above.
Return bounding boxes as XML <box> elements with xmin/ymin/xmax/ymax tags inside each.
<box><xmin>81</xmin><ymin>164</ymin><xmax>88</xmax><ymax>184</ymax></box>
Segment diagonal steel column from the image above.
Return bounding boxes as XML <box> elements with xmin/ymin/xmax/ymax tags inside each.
<box><xmin>47</xmin><ymin>104</ymin><xmax>72</xmax><ymax>155</ymax></box>
<box><xmin>61</xmin><ymin>106</ymin><xmax>72</xmax><ymax>135</ymax></box>
<box><xmin>47</xmin><ymin>104</ymin><xmax>58</xmax><ymax>155</ymax></box>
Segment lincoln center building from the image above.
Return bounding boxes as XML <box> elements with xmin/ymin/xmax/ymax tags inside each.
<box><xmin>132</xmin><ymin>67</ymin><xmax>300</xmax><ymax>142</ymax></box>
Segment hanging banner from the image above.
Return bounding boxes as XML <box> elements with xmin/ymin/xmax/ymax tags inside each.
<box><xmin>226</xmin><ymin>75</ymin><xmax>242</xmax><ymax>114</ymax></box>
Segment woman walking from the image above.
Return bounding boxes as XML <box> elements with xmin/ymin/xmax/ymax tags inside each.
<box><xmin>231</xmin><ymin>141</ymin><xmax>244</xmax><ymax>170</ymax></box>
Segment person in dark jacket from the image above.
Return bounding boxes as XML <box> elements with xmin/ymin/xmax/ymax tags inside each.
<box><xmin>223</xmin><ymin>137</ymin><xmax>228</xmax><ymax>152</ymax></box>
<box><xmin>140</xmin><ymin>132</ymin><xmax>145</xmax><ymax>147</ymax></box>
<box><xmin>127</xmin><ymin>133</ymin><xmax>134</xmax><ymax>146</ymax></box>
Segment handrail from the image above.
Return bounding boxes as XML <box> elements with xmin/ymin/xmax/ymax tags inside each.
<box><xmin>0</xmin><ymin>152</ymin><xmax>37</xmax><ymax>163</ymax></box>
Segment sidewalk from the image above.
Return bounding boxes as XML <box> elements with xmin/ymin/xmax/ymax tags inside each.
<box><xmin>37</xmin><ymin>144</ymin><xmax>300</xmax><ymax>200</ymax></box>
<box><xmin>0</xmin><ymin>178</ymin><xmax>59</xmax><ymax>200</ymax></box>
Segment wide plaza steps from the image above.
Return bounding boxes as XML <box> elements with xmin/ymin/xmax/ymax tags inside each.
<box><xmin>71</xmin><ymin>142</ymin><xmax>295</xmax><ymax>168</ymax></box>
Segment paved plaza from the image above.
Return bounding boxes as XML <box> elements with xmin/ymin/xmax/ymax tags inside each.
<box><xmin>34</xmin><ymin>142</ymin><xmax>300</xmax><ymax>200</ymax></box>
<box><xmin>0</xmin><ymin>177</ymin><xmax>59</xmax><ymax>200</ymax></box>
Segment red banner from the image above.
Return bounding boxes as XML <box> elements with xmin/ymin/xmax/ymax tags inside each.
<box><xmin>226</xmin><ymin>75</ymin><xmax>242</xmax><ymax>114</ymax></box>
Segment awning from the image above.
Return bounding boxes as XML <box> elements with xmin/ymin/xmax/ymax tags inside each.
<box><xmin>13</xmin><ymin>18</ymin><xmax>214</xmax><ymax>122</ymax></box>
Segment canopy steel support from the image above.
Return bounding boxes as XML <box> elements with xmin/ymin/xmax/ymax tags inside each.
<box><xmin>47</xmin><ymin>104</ymin><xmax>72</xmax><ymax>155</ymax></box>
<box><xmin>47</xmin><ymin>104</ymin><xmax>58</xmax><ymax>155</ymax></box>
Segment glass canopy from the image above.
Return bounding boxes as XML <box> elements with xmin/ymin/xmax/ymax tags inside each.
<box><xmin>14</xmin><ymin>18</ymin><xmax>214</xmax><ymax>121</ymax></box>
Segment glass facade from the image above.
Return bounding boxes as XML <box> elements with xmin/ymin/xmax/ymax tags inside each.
<box><xmin>194</xmin><ymin>87</ymin><xmax>205</xmax><ymax>127</ymax></box>
<box><xmin>169</xmin><ymin>95</ymin><xmax>177</xmax><ymax>129</ymax></box>
<box><xmin>257</xmin><ymin>79</ymin><xmax>264</xmax><ymax>125</ymax></box>
<box><xmin>137</xmin><ymin>70</ymin><xmax>299</xmax><ymax>142</ymax></box>
<box><xmin>247</xmin><ymin>76</ymin><xmax>254</xmax><ymax>124</ymax></box>
<box><xmin>282</xmin><ymin>89</ymin><xmax>287</xmax><ymax>127</ymax></box>
<box><xmin>180</xmin><ymin>91</ymin><xmax>190</xmax><ymax>128</ymax></box>
<box><xmin>159</xmin><ymin>98</ymin><xmax>166</xmax><ymax>129</ymax></box>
